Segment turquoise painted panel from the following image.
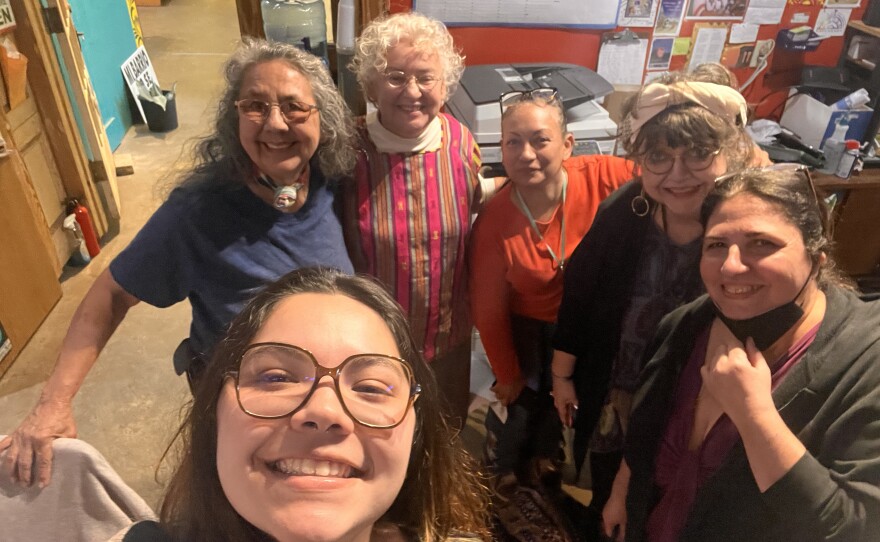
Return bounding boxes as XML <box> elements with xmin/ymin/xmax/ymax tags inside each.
<box><xmin>67</xmin><ymin>0</ymin><xmax>138</xmax><ymax>149</ymax></box>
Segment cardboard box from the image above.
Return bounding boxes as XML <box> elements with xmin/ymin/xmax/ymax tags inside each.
<box><xmin>780</xmin><ymin>94</ymin><xmax>874</xmax><ymax>149</ymax></box>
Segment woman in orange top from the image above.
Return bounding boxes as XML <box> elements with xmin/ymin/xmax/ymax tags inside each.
<box><xmin>469</xmin><ymin>89</ymin><xmax>633</xmax><ymax>482</ymax></box>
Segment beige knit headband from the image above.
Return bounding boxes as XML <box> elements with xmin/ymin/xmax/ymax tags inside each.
<box><xmin>625</xmin><ymin>81</ymin><xmax>748</xmax><ymax>144</ymax></box>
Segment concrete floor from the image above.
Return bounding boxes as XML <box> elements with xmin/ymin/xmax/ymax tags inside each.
<box><xmin>0</xmin><ymin>0</ymin><xmax>240</xmax><ymax>509</ymax></box>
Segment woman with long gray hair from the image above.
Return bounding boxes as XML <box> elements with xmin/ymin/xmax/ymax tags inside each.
<box><xmin>1</xmin><ymin>39</ymin><xmax>356</xmax><ymax>489</ymax></box>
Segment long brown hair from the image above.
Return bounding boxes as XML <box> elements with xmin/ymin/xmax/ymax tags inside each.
<box><xmin>158</xmin><ymin>267</ymin><xmax>490</xmax><ymax>541</ymax></box>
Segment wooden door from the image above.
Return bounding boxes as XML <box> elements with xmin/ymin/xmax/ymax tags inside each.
<box><xmin>48</xmin><ymin>0</ymin><xmax>121</xmax><ymax>221</ymax></box>
<box><xmin>10</xmin><ymin>0</ymin><xmax>112</xmax><ymax>235</ymax></box>
<box><xmin>0</xmin><ymin>109</ymin><xmax>63</xmax><ymax>377</ymax></box>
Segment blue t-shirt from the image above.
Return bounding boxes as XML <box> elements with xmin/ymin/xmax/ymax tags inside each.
<box><xmin>110</xmin><ymin>168</ymin><xmax>353</xmax><ymax>357</ymax></box>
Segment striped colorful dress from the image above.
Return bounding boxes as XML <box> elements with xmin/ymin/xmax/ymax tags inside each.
<box><xmin>341</xmin><ymin>113</ymin><xmax>481</xmax><ymax>361</ymax></box>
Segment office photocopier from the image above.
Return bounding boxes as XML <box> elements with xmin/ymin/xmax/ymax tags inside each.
<box><xmin>446</xmin><ymin>63</ymin><xmax>619</xmax><ymax>165</ymax></box>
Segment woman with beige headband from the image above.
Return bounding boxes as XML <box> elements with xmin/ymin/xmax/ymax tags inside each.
<box><xmin>549</xmin><ymin>71</ymin><xmax>760</xmax><ymax>529</ymax></box>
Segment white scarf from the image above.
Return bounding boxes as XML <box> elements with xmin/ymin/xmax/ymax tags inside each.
<box><xmin>366</xmin><ymin>111</ymin><xmax>443</xmax><ymax>154</ymax></box>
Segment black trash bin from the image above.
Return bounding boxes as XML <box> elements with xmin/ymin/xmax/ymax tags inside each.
<box><xmin>139</xmin><ymin>90</ymin><xmax>178</xmax><ymax>132</ymax></box>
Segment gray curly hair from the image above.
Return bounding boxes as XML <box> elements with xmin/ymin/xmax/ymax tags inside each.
<box><xmin>192</xmin><ymin>38</ymin><xmax>356</xmax><ymax>181</ymax></box>
<box><xmin>351</xmin><ymin>12</ymin><xmax>464</xmax><ymax>103</ymax></box>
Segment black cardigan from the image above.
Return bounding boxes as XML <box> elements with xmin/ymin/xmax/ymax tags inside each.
<box><xmin>552</xmin><ymin>181</ymin><xmax>651</xmax><ymax>468</ymax></box>
<box><xmin>625</xmin><ymin>287</ymin><xmax>880</xmax><ymax>542</ymax></box>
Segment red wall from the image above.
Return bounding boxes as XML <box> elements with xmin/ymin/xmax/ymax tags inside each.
<box><xmin>392</xmin><ymin>0</ymin><xmax>869</xmax><ymax>120</ymax></box>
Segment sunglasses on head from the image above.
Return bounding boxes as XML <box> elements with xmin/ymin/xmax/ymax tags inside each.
<box><xmin>499</xmin><ymin>87</ymin><xmax>560</xmax><ymax>115</ymax></box>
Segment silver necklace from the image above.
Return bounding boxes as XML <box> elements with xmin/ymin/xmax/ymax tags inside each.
<box><xmin>513</xmin><ymin>170</ymin><xmax>568</xmax><ymax>272</ymax></box>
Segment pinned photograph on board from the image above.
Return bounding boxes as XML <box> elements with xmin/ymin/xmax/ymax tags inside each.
<box><xmin>649</xmin><ymin>37</ymin><xmax>675</xmax><ymax>69</ymax></box>
<box><xmin>655</xmin><ymin>0</ymin><xmax>687</xmax><ymax>35</ymax></box>
<box><xmin>687</xmin><ymin>0</ymin><xmax>750</xmax><ymax>19</ymax></box>
<box><xmin>620</xmin><ymin>0</ymin><xmax>661</xmax><ymax>27</ymax></box>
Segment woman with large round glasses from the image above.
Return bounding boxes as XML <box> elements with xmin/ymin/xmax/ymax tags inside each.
<box><xmin>549</xmin><ymin>71</ymin><xmax>761</xmax><ymax>519</ymax></box>
<box><xmin>0</xmin><ymin>39</ymin><xmax>356</xmax><ymax>489</ymax></box>
<box><xmin>606</xmin><ymin>166</ymin><xmax>880</xmax><ymax>541</ymax></box>
<box><xmin>468</xmin><ymin>88</ymin><xmax>632</xmax><ymax>494</ymax></box>
<box><xmin>341</xmin><ymin>13</ymin><xmax>496</xmax><ymax>427</ymax></box>
<box><xmin>113</xmin><ymin>267</ymin><xmax>491</xmax><ymax>541</ymax></box>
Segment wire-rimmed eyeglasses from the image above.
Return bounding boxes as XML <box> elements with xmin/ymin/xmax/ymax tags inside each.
<box><xmin>499</xmin><ymin>87</ymin><xmax>560</xmax><ymax>115</ymax></box>
<box><xmin>382</xmin><ymin>70</ymin><xmax>441</xmax><ymax>91</ymax></box>
<box><xmin>639</xmin><ymin>147</ymin><xmax>721</xmax><ymax>175</ymax></box>
<box><xmin>227</xmin><ymin>342</ymin><xmax>421</xmax><ymax>429</ymax></box>
<box><xmin>234</xmin><ymin>99</ymin><xmax>319</xmax><ymax>124</ymax></box>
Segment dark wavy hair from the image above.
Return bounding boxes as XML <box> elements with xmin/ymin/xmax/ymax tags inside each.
<box><xmin>701</xmin><ymin>168</ymin><xmax>854</xmax><ymax>290</ymax></box>
<box><xmin>187</xmin><ymin>38</ymin><xmax>356</xmax><ymax>186</ymax></box>
<box><xmin>158</xmin><ymin>267</ymin><xmax>491</xmax><ymax>541</ymax></box>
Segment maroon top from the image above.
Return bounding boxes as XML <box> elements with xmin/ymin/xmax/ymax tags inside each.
<box><xmin>646</xmin><ymin>323</ymin><xmax>820</xmax><ymax>542</ymax></box>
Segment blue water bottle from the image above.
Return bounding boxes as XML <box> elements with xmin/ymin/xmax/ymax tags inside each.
<box><xmin>261</xmin><ymin>0</ymin><xmax>328</xmax><ymax>64</ymax></box>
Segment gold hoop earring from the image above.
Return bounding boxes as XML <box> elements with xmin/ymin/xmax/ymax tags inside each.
<box><xmin>631</xmin><ymin>188</ymin><xmax>650</xmax><ymax>217</ymax></box>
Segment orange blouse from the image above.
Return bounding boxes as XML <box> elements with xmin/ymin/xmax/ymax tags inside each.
<box><xmin>469</xmin><ymin>154</ymin><xmax>634</xmax><ymax>385</ymax></box>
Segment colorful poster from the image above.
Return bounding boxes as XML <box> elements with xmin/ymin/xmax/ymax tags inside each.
<box><xmin>687</xmin><ymin>0</ymin><xmax>750</xmax><ymax>19</ymax></box>
<box><xmin>619</xmin><ymin>0</ymin><xmax>661</xmax><ymax>27</ymax></box>
<box><xmin>655</xmin><ymin>0</ymin><xmax>687</xmax><ymax>35</ymax></box>
<box><xmin>126</xmin><ymin>0</ymin><xmax>144</xmax><ymax>49</ymax></box>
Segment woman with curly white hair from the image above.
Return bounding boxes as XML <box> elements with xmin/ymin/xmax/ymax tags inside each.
<box><xmin>340</xmin><ymin>12</ymin><xmax>495</xmax><ymax>428</ymax></box>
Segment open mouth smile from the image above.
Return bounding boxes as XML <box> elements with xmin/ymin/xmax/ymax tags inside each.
<box><xmin>268</xmin><ymin>458</ymin><xmax>362</xmax><ymax>478</ymax></box>
<box><xmin>722</xmin><ymin>285</ymin><xmax>760</xmax><ymax>295</ymax></box>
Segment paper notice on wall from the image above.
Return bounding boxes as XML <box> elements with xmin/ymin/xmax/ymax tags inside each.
<box><xmin>121</xmin><ymin>46</ymin><xmax>162</xmax><ymax>123</ymax></box>
<box><xmin>414</xmin><ymin>0</ymin><xmax>618</xmax><ymax>27</ymax></box>
<box><xmin>815</xmin><ymin>8</ymin><xmax>851</xmax><ymax>36</ymax></box>
<box><xmin>730</xmin><ymin>22</ymin><xmax>760</xmax><ymax>43</ymax></box>
<box><xmin>745</xmin><ymin>0</ymin><xmax>786</xmax><ymax>24</ymax></box>
<box><xmin>688</xmin><ymin>26</ymin><xmax>728</xmax><ymax>70</ymax></box>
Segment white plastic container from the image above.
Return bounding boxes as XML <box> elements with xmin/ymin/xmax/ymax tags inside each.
<box><xmin>335</xmin><ymin>0</ymin><xmax>360</xmax><ymax>112</ymax></box>
<box><xmin>835</xmin><ymin>140</ymin><xmax>861</xmax><ymax>179</ymax></box>
<box><xmin>819</xmin><ymin>119</ymin><xmax>849</xmax><ymax>174</ymax></box>
<box><xmin>261</xmin><ymin>0</ymin><xmax>328</xmax><ymax>64</ymax></box>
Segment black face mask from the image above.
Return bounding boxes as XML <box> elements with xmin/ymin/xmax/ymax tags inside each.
<box><xmin>713</xmin><ymin>276</ymin><xmax>812</xmax><ymax>351</ymax></box>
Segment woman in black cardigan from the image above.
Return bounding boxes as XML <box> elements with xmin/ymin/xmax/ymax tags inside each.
<box><xmin>549</xmin><ymin>73</ymin><xmax>756</xmax><ymax>515</ymax></box>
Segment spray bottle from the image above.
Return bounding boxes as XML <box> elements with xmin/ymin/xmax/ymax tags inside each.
<box><xmin>819</xmin><ymin>115</ymin><xmax>850</xmax><ymax>174</ymax></box>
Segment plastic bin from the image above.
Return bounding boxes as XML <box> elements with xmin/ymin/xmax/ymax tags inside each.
<box><xmin>139</xmin><ymin>90</ymin><xmax>178</xmax><ymax>132</ymax></box>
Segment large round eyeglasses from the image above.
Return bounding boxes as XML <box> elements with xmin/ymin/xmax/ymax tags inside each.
<box><xmin>640</xmin><ymin>147</ymin><xmax>720</xmax><ymax>175</ymax></box>
<box><xmin>234</xmin><ymin>99</ymin><xmax>318</xmax><ymax>124</ymax></box>
<box><xmin>228</xmin><ymin>343</ymin><xmax>421</xmax><ymax>429</ymax></box>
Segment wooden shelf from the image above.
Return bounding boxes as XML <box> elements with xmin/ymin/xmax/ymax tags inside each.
<box><xmin>849</xmin><ymin>20</ymin><xmax>880</xmax><ymax>40</ymax></box>
<box><xmin>135</xmin><ymin>0</ymin><xmax>164</xmax><ymax>6</ymax></box>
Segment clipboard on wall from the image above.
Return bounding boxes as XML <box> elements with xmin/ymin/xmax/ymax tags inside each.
<box><xmin>597</xmin><ymin>29</ymin><xmax>650</xmax><ymax>86</ymax></box>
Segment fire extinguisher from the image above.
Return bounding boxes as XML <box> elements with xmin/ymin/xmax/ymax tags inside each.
<box><xmin>66</xmin><ymin>199</ymin><xmax>101</xmax><ymax>258</ymax></box>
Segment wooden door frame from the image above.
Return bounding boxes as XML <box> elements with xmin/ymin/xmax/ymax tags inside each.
<box><xmin>0</xmin><ymin>107</ymin><xmax>63</xmax><ymax>376</ymax></box>
<box><xmin>10</xmin><ymin>0</ymin><xmax>110</xmax><ymax>236</ymax></box>
<box><xmin>51</xmin><ymin>0</ymin><xmax>121</xmax><ymax>221</ymax></box>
